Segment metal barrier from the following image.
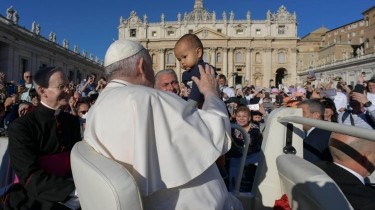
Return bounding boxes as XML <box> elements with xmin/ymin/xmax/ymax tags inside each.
<box><xmin>278</xmin><ymin>116</ymin><xmax>375</xmax><ymax>141</ymax></box>
<box><xmin>230</xmin><ymin>123</ymin><xmax>251</xmax><ymax>195</ymax></box>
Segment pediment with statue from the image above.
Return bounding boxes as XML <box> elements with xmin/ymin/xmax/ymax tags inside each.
<box><xmin>194</xmin><ymin>27</ymin><xmax>229</xmax><ymax>39</ymax></box>
<box><xmin>271</xmin><ymin>5</ymin><xmax>296</xmax><ymax>23</ymax></box>
<box><xmin>121</xmin><ymin>10</ymin><xmax>143</xmax><ymax>27</ymax></box>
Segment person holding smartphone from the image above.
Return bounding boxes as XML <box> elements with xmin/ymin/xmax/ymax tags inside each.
<box><xmin>338</xmin><ymin>84</ymin><xmax>375</xmax><ymax>129</ymax></box>
<box><xmin>78</xmin><ymin>74</ymin><xmax>96</xmax><ymax>97</ymax></box>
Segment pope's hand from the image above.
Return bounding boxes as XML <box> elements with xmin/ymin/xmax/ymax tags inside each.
<box><xmin>192</xmin><ymin>64</ymin><xmax>218</xmax><ymax>98</ymax></box>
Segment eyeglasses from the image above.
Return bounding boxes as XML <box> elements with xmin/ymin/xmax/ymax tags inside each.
<box><xmin>52</xmin><ymin>84</ymin><xmax>69</xmax><ymax>91</ymax></box>
<box><xmin>79</xmin><ymin>110</ymin><xmax>88</xmax><ymax>114</ymax></box>
<box><xmin>25</xmin><ymin>76</ymin><xmax>32</xmax><ymax>78</ymax></box>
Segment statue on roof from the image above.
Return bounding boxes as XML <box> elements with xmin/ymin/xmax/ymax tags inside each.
<box><xmin>52</xmin><ymin>33</ymin><xmax>56</xmax><ymax>42</ymax></box>
<box><xmin>82</xmin><ymin>50</ymin><xmax>87</xmax><ymax>57</ymax></box>
<box><xmin>230</xmin><ymin>11</ymin><xmax>234</xmax><ymax>22</ymax></box>
<box><xmin>130</xmin><ymin>11</ymin><xmax>136</xmax><ymax>18</ymax></box>
<box><xmin>74</xmin><ymin>45</ymin><xmax>78</xmax><ymax>53</ymax></box>
<box><xmin>247</xmin><ymin>11</ymin><xmax>251</xmax><ymax>21</ymax></box>
<box><xmin>177</xmin><ymin>12</ymin><xmax>181</xmax><ymax>23</ymax></box>
<box><xmin>31</xmin><ymin>21</ymin><xmax>36</xmax><ymax>33</ymax></box>
<box><xmin>161</xmin><ymin>13</ymin><xmax>165</xmax><ymax>23</ymax></box>
<box><xmin>184</xmin><ymin>12</ymin><xmax>188</xmax><ymax>25</ymax></box>
<box><xmin>63</xmin><ymin>39</ymin><xmax>69</xmax><ymax>49</ymax></box>
<box><xmin>143</xmin><ymin>14</ymin><xmax>148</xmax><ymax>24</ymax></box>
<box><xmin>222</xmin><ymin>11</ymin><xmax>226</xmax><ymax>21</ymax></box>
<box><xmin>267</xmin><ymin>10</ymin><xmax>271</xmax><ymax>20</ymax></box>
<box><xmin>35</xmin><ymin>24</ymin><xmax>41</xmax><ymax>35</ymax></box>
<box><xmin>13</xmin><ymin>11</ymin><xmax>19</xmax><ymax>24</ymax></box>
<box><xmin>6</xmin><ymin>6</ymin><xmax>14</xmax><ymax>20</ymax></box>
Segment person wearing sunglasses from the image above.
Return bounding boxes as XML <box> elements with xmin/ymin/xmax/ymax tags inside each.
<box><xmin>77</xmin><ymin>102</ymin><xmax>90</xmax><ymax>135</ymax></box>
<box><xmin>19</xmin><ymin>71</ymin><xmax>34</xmax><ymax>102</ymax></box>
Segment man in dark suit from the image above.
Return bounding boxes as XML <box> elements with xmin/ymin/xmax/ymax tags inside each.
<box><xmin>297</xmin><ymin>99</ymin><xmax>332</xmax><ymax>163</ymax></box>
<box><xmin>316</xmin><ymin>132</ymin><xmax>375</xmax><ymax>210</ymax></box>
<box><xmin>3</xmin><ymin>67</ymin><xmax>81</xmax><ymax>210</ymax></box>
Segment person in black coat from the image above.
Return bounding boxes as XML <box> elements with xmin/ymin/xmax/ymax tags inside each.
<box><xmin>304</xmin><ymin>128</ymin><xmax>332</xmax><ymax>163</ymax></box>
<box><xmin>297</xmin><ymin>99</ymin><xmax>332</xmax><ymax>163</ymax></box>
<box><xmin>3</xmin><ymin>66</ymin><xmax>81</xmax><ymax>210</ymax></box>
<box><xmin>316</xmin><ymin>132</ymin><xmax>375</xmax><ymax>210</ymax></box>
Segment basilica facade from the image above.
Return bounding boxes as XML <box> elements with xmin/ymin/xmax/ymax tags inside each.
<box><xmin>118</xmin><ymin>0</ymin><xmax>298</xmax><ymax>87</ymax></box>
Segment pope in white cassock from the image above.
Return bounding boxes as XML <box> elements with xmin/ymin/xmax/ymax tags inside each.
<box><xmin>84</xmin><ymin>40</ymin><xmax>242</xmax><ymax>210</ymax></box>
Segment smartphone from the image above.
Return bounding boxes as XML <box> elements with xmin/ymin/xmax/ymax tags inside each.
<box><xmin>353</xmin><ymin>84</ymin><xmax>365</xmax><ymax>94</ymax></box>
<box><xmin>247</xmin><ymin>104</ymin><xmax>260</xmax><ymax>111</ymax></box>
<box><xmin>19</xmin><ymin>79</ymin><xmax>25</xmax><ymax>86</ymax></box>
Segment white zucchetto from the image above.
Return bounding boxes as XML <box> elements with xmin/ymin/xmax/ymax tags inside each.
<box><xmin>104</xmin><ymin>40</ymin><xmax>144</xmax><ymax>67</ymax></box>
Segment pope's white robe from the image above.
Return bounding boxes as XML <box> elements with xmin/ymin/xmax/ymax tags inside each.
<box><xmin>84</xmin><ymin>80</ymin><xmax>236</xmax><ymax>209</ymax></box>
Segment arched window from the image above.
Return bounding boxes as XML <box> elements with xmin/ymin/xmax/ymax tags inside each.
<box><xmin>167</xmin><ymin>52</ymin><xmax>174</xmax><ymax>64</ymax></box>
<box><xmin>278</xmin><ymin>52</ymin><xmax>285</xmax><ymax>64</ymax></box>
<box><xmin>216</xmin><ymin>52</ymin><xmax>222</xmax><ymax>63</ymax></box>
<box><xmin>255</xmin><ymin>52</ymin><xmax>261</xmax><ymax>64</ymax></box>
<box><xmin>235</xmin><ymin>52</ymin><xmax>242</xmax><ymax>63</ymax></box>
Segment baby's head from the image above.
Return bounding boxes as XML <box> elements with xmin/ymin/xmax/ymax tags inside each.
<box><xmin>174</xmin><ymin>34</ymin><xmax>203</xmax><ymax>70</ymax></box>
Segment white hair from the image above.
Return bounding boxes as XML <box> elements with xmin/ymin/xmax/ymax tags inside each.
<box><xmin>105</xmin><ymin>48</ymin><xmax>152</xmax><ymax>80</ymax></box>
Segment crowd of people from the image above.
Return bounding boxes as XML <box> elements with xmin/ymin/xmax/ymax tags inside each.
<box><xmin>0</xmin><ymin>33</ymin><xmax>374</xmax><ymax>210</ymax></box>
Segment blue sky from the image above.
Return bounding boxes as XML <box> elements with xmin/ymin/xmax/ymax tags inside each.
<box><xmin>1</xmin><ymin>0</ymin><xmax>374</xmax><ymax>61</ymax></box>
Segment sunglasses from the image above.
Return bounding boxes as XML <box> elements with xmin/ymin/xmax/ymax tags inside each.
<box><xmin>25</xmin><ymin>76</ymin><xmax>32</xmax><ymax>78</ymax></box>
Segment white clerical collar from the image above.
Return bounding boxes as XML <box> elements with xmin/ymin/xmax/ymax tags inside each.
<box><xmin>41</xmin><ymin>101</ymin><xmax>58</xmax><ymax>110</ymax></box>
<box><xmin>306</xmin><ymin>127</ymin><xmax>315</xmax><ymax>137</ymax></box>
<box><xmin>334</xmin><ymin>162</ymin><xmax>365</xmax><ymax>184</ymax></box>
<box><xmin>41</xmin><ymin>101</ymin><xmax>61</xmax><ymax>116</ymax></box>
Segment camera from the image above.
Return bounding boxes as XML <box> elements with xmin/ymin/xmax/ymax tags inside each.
<box><xmin>334</xmin><ymin>76</ymin><xmax>342</xmax><ymax>81</ymax></box>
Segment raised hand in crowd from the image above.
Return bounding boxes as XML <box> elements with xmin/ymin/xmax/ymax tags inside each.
<box><xmin>0</xmin><ymin>72</ymin><xmax>5</xmax><ymax>83</ymax></box>
<box><xmin>4</xmin><ymin>94</ymin><xmax>18</xmax><ymax>111</ymax></box>
<box><xmin>357</xmin><ymin>74</ymin><xmax>365</xmax><ymax>85</ymax></box>
<box><xmin>350</xmin><ymin>91</ymin><xmax>369</xmax><ymax>105</ymax></box>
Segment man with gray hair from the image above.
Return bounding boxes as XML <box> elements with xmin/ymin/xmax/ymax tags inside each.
<box><xmin>84</xmin><ymin>40</ymin><xmax>240</xmax><ymax>209</ymax></box>
<box><xmin>297</xmin><ymin>99</ymin><xmax>332</xmax><ymax>163</ymax></box>
<box><xmin>154</xmin><ymin>69</ymin><xmax>180</xmax><ymax>95</ymax></box>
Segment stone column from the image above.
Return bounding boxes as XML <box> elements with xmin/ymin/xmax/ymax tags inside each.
<box><xmin>263</xmin><ymin>47</ymin><xmax>272</xmax><ymax>87</ymax></box>
<box><xmin>289</xmin><ymin>47</ymin><xmax>298</xmax><ymax>85</ymax></box>
<box><xmin>223</xmin><ymin>47</ymin><xmax>228</xmax><ymax>78</ymax></box>
<box><xmin>245</xmin><ymin>47</ymin><xmax>251</xmax><ymax>84</ymax></box>
<box><xmin>228</xmin><ymin>48</ymin><xmax>234</xmax><ymax>86</ymax></box>
<box><xmin>210</xmin><ymin>48</ymin><xmax>216</xmax><ymax>67</ymax></box>
<box><xmin>159</xmin><ymin>49</ymin><xmax>165</xmax><ymax>70</ymax></box>
<box><xmin>176</xmin><ymin>60</ymin><xmax>182</xmax><ymax>82</ymax></box>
